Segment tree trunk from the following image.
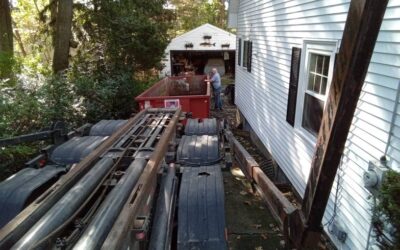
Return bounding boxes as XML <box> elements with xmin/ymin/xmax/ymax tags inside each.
<box><xmin>50</xmin><ymin>0</ymin><xmax>58</xmax><ymax>47</ymax></box>
<box><xmin>218</xmin><ymin>0</ymin><xmax>226</xmax><ymax>28</ymax></box>
<box><xmin>12</xmin><ymin>21</ymin><xmax>26</xmax><ymax>56</ymax></box>
<box><xmin>0</xmin><ymin>0</ymin><xmax>13</xmax><ymax>55</ymax></box>
<box><xmin>0</xmin><ymin>0</ymin><xmax>13</xmax><ymax>79</ymax></box>
<box><xmin>52</xmin><ymin>0</ymin><xmax>72</xmax><ymax>73</ymax></box>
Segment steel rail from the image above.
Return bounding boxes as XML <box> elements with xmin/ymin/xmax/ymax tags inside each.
<box><xmin>73</xmin><ymin>114</ymin><xmax>170</xmax><ymax>249</ymax></box>
<box><xmin>13</xmin><ymin>113</ymin><xmax>165</xmax><ymax>249</ymax></box>
<box><xmin>148</xmin><ymin>164</ymin><xmax>177</xmax><ymax>250</ymax></box>
<box><xmin>0</xmin><ymin>130</ymin><xmax>55</xmax><ymax>147</ymax></box>
<box><xmin>29</xmin><ymin>113</ymin><xmax>156</xmax><ymax>248</ymax></box>
<box><xmin>11</xmin><ymin>157</ymin><xmax>115</xmax><ymax>250</ymax></box>
<box><xmin>73</xmin><ymin>157</ymin><xmax>148</xmax><ymax>249</ymax></box>
<box><xmin>102</xmin><ymin>108</ymin><xmax>181</xmax><ymax>249</ymax></box>
<box><xmin>0</xmin><ymin>109</ymin><xmax>148</xmax><ymax>249</ymax></box>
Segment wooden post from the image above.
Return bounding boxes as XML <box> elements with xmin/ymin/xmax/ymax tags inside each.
<box><xmin>300</xmin><ymin>0</ymin><xmax>388</xmax><ymax>246</ymax></box>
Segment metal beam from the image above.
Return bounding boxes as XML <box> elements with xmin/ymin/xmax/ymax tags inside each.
<box><xmin>72</xmin><ymin>158</ymin><xmax>148</xmax><ymax>250</ymax></box>
<box><xmin>72</xmin><ymin>114</ymin><xmax>171</xmax><ymax>249</ymax></box>
<box><xmin>300</xmin><ymin>0</ymin><xmax>388</xmax><ymax>246</ymax></box>
<box><xmin>101</xmin><ymin>108</ymin><xmax>181</xmax><ymax>250</ymax></box>
<box><xmin>11</xmin><ymin>157</ymin><xmax>116</xmax><ymax>249</ymax></box>
<box><xmin>0</xmin><ymin>109</ymin><xmax>147</xmax><ymax>249</ymax></box>
<box><xmin>0</xmin><ymin>131</ymin><xmax>53</xmax><ymax>146</ymax></box>
<box><xmin>148</xmin><ymin>164</ymin><xmax>177</xmax><ymax>250</ymax></box>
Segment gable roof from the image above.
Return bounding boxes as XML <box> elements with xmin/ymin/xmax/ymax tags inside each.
<box><xmin>172</xmin><ymin>23</ymin><xmax>234</xmax><ymax>42</ymax></box>
<box><xmin>166</xmin><ymin>23</ymin><xmax>236</xmax><ymax>51</ymax></box>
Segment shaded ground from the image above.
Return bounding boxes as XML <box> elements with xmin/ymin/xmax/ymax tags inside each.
<box><xmin>223</xmin><ymin>168</ymin><xmax>285</xmax><ymax>250</ymax></box>
<box><xmin>211</xmin><ymin>95</ymin><xmax>286</xmax><ymax>250</ymax></box>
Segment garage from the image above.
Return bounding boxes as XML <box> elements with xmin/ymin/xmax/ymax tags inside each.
<box><xmin>161</xmin><ymin>23</ymin><xmax>236</xmax><ymax>77</ymax></box>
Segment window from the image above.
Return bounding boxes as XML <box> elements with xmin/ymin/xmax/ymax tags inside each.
<box><xmin>241</xmin><ymin>40</ymin><xmax>252</xmax><ymax>72</ymax></box>
<box><xmin>302</xmin><ymin>53</ymin><xmax>330</xmax><ymax>135</ymax></box>
<box><xmin>293</xmin><ymin>40</ymin><xmax>338</xmax><ymax>139</ymax></box>
<box><xmin>243</xmin><ymin>40</ymin><xmax>249</xmax><ymax>67</ymax></box>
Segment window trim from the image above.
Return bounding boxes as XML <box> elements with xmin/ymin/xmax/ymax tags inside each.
<box><xmin>294</xmin><ymin>39</ymin><xmax>339</xmax><ymax>143</ymax></box>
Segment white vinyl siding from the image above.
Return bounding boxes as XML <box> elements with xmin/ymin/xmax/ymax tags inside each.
<box><xmin>387</xmin><ymin>83</ymin><xmax>400</xmax><ymax>171</ymax></box>
<box><xmin>234</xmin><ymin>0</ymin><xmax>400</xmax><ymax>249</ymax></box>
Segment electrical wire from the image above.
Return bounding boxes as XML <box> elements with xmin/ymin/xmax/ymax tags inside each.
<box><xmin>323</xmin><ymin>159</ymin><xmax>345</xmax><ymax>233</ymax></box>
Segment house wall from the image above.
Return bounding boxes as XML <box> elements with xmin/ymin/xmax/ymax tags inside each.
<box><xmin>233</xmin><ymin>0</ymin><xmax>400</xmax><ymax>249</ymax></box>
<box><xmin>160</xmin><ymin>24</ymin><xmax>236</xmax><ymax>76</ymax></box>
<box><xmin>388</xmin><ymin>84</ymin><xmax>400</xmax><ymax>170</ymax></box>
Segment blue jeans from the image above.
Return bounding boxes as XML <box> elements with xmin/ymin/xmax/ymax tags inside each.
<box><xmin>214</xmin><ymin>87</ymin><xmax>222</xmax><ymax>109</ymax></box>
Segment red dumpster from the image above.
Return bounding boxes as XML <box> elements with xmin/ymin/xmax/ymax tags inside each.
<box><xmin>135</xmin><ymin>75</ymin><xmax>210</xmax><ymax>118</ymax></box>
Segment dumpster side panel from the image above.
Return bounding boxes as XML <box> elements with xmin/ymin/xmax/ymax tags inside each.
<box><xmin>135</xmin><ymin>76</ymin><xmax>210</xmax><ymax>118</ymax></box>
<box><xmin>188</xmin><ymin>97</ymin><xmax>210</xmax><ymax>118</ymax></box>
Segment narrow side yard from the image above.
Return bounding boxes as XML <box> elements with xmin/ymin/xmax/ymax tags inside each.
<box><xmin>212</xmin><ymin>93</ymin><xmax>334</xmax><ymax>250</ymax></box>
<box><xmin>211</xmin><ymin>99</ymin><xmax>284</xmax><ymax>250</ymax></box>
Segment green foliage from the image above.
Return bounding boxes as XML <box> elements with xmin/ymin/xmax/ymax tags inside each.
<box><xmin>39</xmin><ymin>73</ymin><xmax>82</xmax><ymax>127</ymax></box>
<box><xmin>0</xmin><ymin>76</ymin><xmax>43</xmax><ymax>136</ymax></box>
<box><xmin>75</xmin><ymin>0</ymin><xmax>173</xmax><ymax>71</ymax></box>
<box><xmin>12</xmin><ymin>0</ymin><xmax>53</xmax><ymax>74</ymax></box>
<box><xmin>0</xmin><ymin>144</ymin><xmax>39</xmax><ymax>180</ymax></box>
<box><xmin>73</xmin><ymin>65</ymin><xmax>158</xmax><ymax>121</ymax></box>
<box><xmin>0</xmin><ymin>74</ymin><xmax>44</xmax><ymax>180</ymax></box>
<box><xmin>1</xmin><ymin>0</ymin><xmax>173</xmax><ymax>179</ymax></box>
<box><xmin>0</xmin><ymin>72</ymin><xmax>83</xmax><ymax>180</ymax></box>
<box><xmin>0</xmin><ymin>72</ymin><xmax>81</xmax><ymax>136</ymax></box>
<box><xmin>373</xmin><ymin>170</ymin><xmax>400</xmax><ymax>249</ymax></box>
<box><xmin>3</xmin><ymin>0</ymin><xmax>173</xmax><ymax>132</ymax></box>
<box><xmin>68</xmin><ymin>0</ymin><xmax>172</xmax><ymax>121</ymax></box>
<box><xmin>170</xmin><ymin>0</ymin><xmax>227</xmax><ymax>35</ymax></box>
<box><xmin>0</xmin><ymin>51</ymin><xmax>19</xmax><ymax>82</ymax></box>
<box><xmin>73</xmin><ymin>69</ymin><xmax>134</xmax><ymax>122</ymax></box>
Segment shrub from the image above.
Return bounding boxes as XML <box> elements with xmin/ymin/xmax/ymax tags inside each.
<box><xmin>373</xmin><ymin>170</ymin><xmax>400</xmax><ymax>249</ymax></box>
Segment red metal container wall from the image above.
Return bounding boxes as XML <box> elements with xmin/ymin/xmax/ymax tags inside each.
<box><xmin>135</xmin><ymin>75</ymin><xmax>210</xmax><ymax>118</ymax></box>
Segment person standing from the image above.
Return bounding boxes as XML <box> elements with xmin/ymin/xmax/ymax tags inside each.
<box><xmin>208</xmin><ymin>68</ymin><xmax>222</xmax><ymax>110</ymax></box>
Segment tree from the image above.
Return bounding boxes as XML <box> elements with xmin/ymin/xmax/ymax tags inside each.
<box><xmin>10</xmin><ymin>0</ymin><xmax>53</xmax><ymax>73</ymax></box>
<box><xmin>0</xmin><ymin>0</ymin><xmax>13</xmax><ymax>54</ymax></box>
<box><xmin>169</xmin><ymin>0</ymin><xmax>227</xmax><ymax>35</ymax></box>
<box><xmin>69</xmin><ymin>0</ymin><xmax>174</xmax><ymax>120</ymax></box>
<box><xmin>52</xmin><ymin>0</ymin><xmax>72</xmax><ymax>73</ymax></box>
<box><xmin>0</xmin><ymin>0</ymin><xmax>14</xmax><ymax>79</ymax></box>
<box><xmin>97</xmin><ymin>0</ymin><xmax>173</xmax><ymax>71</ymax></box>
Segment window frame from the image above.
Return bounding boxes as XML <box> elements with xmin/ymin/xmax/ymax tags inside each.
<box><xmin>242</xmin><ymin>40</ymin><xmax>249</xmax><ymax>68</ymax></box>
<box><xmin>239</xmin><ymin>39</ymin><xmax>252</xmax><ymax>71</ymax></box>
<box><xmin>294</xmin><ymin>40</ymin><xmax>338</xmax><ymax>142</ymax></box>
